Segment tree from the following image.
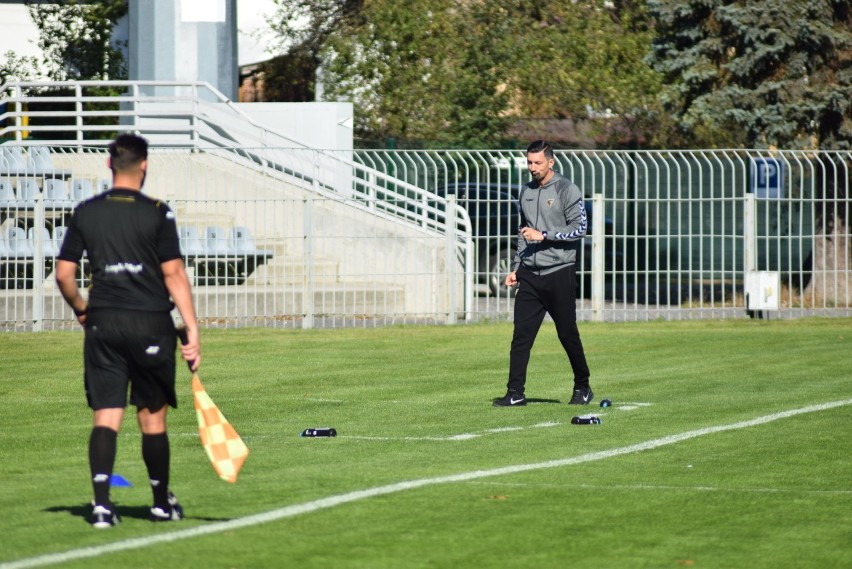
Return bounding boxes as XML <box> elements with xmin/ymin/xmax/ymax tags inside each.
<box><xmin>265</xmin><ymin>0</ymin><xmax>663</xmax><ymax>148</ymax></box>
<box><xmin>265</xmin><ymin>0</ymin><xmax>513</xmax><ymax>146</ymax></box>
<box><xmin>315</xmin><ymin>0</ymin><xmax>509</xmax><ymax>147</ymax></box>
<box><xmin>647</xmin><ymin>0</ymin><xmax>852</xmax><ymax>150</ymax></box>
<box><xmin>0</xmin><ymin>51</ymin><xmax>41</xmax><ymax>136</ymax></box>
<box><xmin>263</xmin><ymin>0</ymin><xmax>362</xmax><ymax>102</ymax></box>
<box><xmin>648</xmin><ymin>0</ymin><xmax>852</xmax><ymax>305</ymax></box>
<box><xmin>27</xmin><ymin>0</ymin><xmax>128</xmax><ymax>81</ymax></box>
<box><xmin>0</xmin><ymin>51</ymin><xmax>41</xmax><ymax>87</ymax></box>
<box><xmin>498</xmin><ymin>0</ymin><xmax>663</xmax><ymax>147</ymax></box>
<box><xmin>424</xmin><ymin>0</ymin><xmax>514</xmax><ymax>148</ymax></box>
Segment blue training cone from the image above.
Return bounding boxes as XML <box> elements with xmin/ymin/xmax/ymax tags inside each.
<box><xmin>110</xmin><ymin>474</ymin><xmax>132</xmax><ymax>487</ymax></box>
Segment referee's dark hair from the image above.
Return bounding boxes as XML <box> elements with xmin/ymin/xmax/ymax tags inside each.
<box><xmin>108</xmin><ymin>133</ymin><xmax>149</xmax><ymax>172</ymax></box>
<box><xmin>527</xmin><ymin>139</ymin><xmax>554</xmax><ymax>160</ymax></box>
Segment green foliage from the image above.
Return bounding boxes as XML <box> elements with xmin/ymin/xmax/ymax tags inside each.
<box><xmin>318</xmin><ymin>0</ymin><xmax>503</xmax><ymax>147</ymax></box>
<box><xmin>259</xmin><ymin>47</ymin><xmax>317</xmax><ymax>102</ymax></box>
<box><xmin>436</xmin><ymin>3</ymin><xmax>511</xmax><ymax>146</ymax></box>
<box><xmin>267</xmin><ymin>0</ymin><xmax>662</xmax><ymax>148</ymax></box>
<box><xmin>0</xmin><ymin>50</ymin><xmax>40</xmax><ymax>87</ymax></box>
<box><xmin>27</xmin><ymin>0</ymin><xmax>128</xmax><ymax>82</ymax></box>
<box><xmin>499</xmin><ymin>0</ymin><xmax>665</xmax><ymax>148</ymax></box>
<box><xmin>648</xmin><ymin>0</ymin><xmax>852</xmax><ymax>150</ymax></box>
<box><xmin>263</xmin><ymin>0</ymin><xmax>362</xmax><ymax>101</ymax></box>
<box><xmin>504</xmin><ymin>2</ymin><xmax>658</xmax><ymax>118</ymax></box>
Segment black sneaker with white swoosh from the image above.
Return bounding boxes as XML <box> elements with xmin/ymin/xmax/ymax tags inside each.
<box><xmin>90</xmin><ymin>504</ymin><xmax>120</xmax><ymax>529</ymax></box>
<box><xmin>150</xmin><ymin>491</ymin><xmax>184</xmax><ymax>522</ymax></box>
<box><xmin>568</xmin><ymin>388</ymin><xmax>594</xmax><ymax>405</ymax></box>
<box><xmin>493</xmin><ymin>391</ymin><xmax>527</xmax><ymax>407</ymax></box>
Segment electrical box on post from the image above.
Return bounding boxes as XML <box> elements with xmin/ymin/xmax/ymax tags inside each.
<box><xmin>745</xmin><ymin>271</ymin><xmax>780</xmax><ymax>311</ymax></box>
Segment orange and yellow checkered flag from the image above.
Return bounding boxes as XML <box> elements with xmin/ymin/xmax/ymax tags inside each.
<box><xmin>192</xmin><ymin>374</ymin><xmax>249</xmax><ymax>483</ymax></box>
<box><xmin>176</xmin><ymin>325</ymin><xmax>249</xmax><ymax>483</ymax></box>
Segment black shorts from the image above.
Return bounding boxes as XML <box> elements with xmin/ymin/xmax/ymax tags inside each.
<box><xmin>84</xmin><ymin>309</ymin><xmax>178</xmax><ymax>412</ymax></box>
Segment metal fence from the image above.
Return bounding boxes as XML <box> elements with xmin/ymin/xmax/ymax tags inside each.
<box><xmin>356</xmin><ymin>148</ymin><xmax>852</xmax><ymax>320</ymax></box>
<box><xmin>2</xmin><ymin>144</ymin><xmax>851</xmax><ymax>331</ymax></box>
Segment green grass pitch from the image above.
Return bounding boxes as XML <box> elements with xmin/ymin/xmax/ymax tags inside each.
<box><xmin>1</xmin><ymin>319</ymin><xmax>850</xmax><ymax>568</ymax></box>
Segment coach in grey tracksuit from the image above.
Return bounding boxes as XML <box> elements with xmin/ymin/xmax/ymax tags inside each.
<box><xmin>493</xmin><ymin>140</ymin><xmax>593</xmax><ymax>407</ymax></box>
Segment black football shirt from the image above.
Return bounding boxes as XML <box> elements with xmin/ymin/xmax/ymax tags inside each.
<box><xmin>58</xmin><ymin>188</ymin><xmax>182</xmax><ymax>312</ymax></box>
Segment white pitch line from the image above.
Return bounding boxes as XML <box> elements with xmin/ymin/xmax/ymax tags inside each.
<box><xmin>483</xmin><ymin>426</ymin><xmax>525</xmax><ymax>433</ymax></box>
<box><xmin>469</xmin><ymin>481</ymin><xmax>852</xmax><ymax>495</ymax></box>
<box><xmin>3</xmin><ymin>398</ymin><xmax>850</xmax><ymax>569</ymax></box>
<box><xmin>342</xmin><ymin>420</ymin><xmax>566</xmax><ymax>441</ymax></box>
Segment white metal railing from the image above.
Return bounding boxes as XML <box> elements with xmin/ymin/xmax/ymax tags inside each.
<box><xmin>0</xmin><ymin>80</ymin><xmax>271</xmax><ymax>145</ymax></box>
<box><xmin>0</xmin><ymin>80</ymin><xmax>472</xmax><ymax>245</ymax></box>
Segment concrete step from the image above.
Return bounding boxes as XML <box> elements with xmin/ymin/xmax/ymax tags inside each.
<box><xmin>191</xmin><ymin>285</ymin><xmax>406</xmax><ymax>320</ymax></box>
<box><xmin>3</xmin><ymin>284</ymin><xmax>406</xmax><ymax>328</ymax></box>
<box><xmin>243</xmin><ymin>258</ymin><xmax>341</xmax><ymax>285</ymax></box>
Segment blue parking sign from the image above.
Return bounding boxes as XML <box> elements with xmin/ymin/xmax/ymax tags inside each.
<box><xmin>750</xmin><ymin>157</ymin><xmax>784</xmax><ymax>199</ymax></box>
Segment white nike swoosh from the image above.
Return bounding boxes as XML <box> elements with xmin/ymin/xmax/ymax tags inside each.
<box><xmin>583</xmin><ymin>394</ymin><xmax>591</xmax><ymax>402</ymax></box>
<box><xmin>510</xmin><ymin>398</ymin><xmax>525</xmax><ymax>404</ymax></box>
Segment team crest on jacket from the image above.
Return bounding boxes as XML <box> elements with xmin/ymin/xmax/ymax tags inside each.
<box><xmin>546</xmin><ymin>199</ymin><xmax>555</xmax><ymax>208</ymax></box>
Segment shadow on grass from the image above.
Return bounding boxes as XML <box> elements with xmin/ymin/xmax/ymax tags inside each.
<box><xmin>43</xmin><ymin>503</ymin><xmax>231</xmax><ymax>523</ymax></box>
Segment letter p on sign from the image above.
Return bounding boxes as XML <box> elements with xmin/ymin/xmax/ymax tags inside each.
<box><xmin>750</xmin><ymin>157</ymin><xmax>784</xmax><ymax>199</ymax></box>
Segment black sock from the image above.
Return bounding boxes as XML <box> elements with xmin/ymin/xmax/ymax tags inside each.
<box><xmin>142</xmin><ymin>433</ymin><xmax>170</xmax><ymax>509</ymax></box>
<box><xmin>89</xmin><ymin>426</ymin><xmax>118</xmax><ymax>508</ymax></box>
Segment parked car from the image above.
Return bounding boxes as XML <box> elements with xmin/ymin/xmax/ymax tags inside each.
<box><xmin>438</xmin><ymin>182</ymin><xmax>619</xmax><ymax>296</ymax></box>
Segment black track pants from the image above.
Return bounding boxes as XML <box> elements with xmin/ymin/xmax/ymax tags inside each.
<box><xmin>507</xmin><ymin>264</ymin><xmax>590</xmax><ymax>394</ymax></box>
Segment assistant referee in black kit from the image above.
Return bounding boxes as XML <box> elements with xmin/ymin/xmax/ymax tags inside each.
<box><xmin>55</xmin><ymin>133</ymin><xmax>201</xmax><ymax>528</ymax></box>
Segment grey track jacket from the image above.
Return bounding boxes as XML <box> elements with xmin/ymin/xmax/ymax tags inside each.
<box><xmin>511</xmin><ymin>171</ymin><xmax>587</xmax><ymax>276</ymax></box>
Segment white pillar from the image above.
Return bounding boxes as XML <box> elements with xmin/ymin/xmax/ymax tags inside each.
<box><xmin>126</xmin><ymin>0</ymin><xmax>238</xmax><ymax>100</ymax></box>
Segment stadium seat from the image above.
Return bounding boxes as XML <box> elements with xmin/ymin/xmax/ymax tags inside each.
<box><xmin>3</xmin><ymin>226</ymin><xmax>31</xmax><ymax>257</ymax></box>
<box><xmin>231</xmin><ymin>226</ymin><xmax>258</xmax><ymax>255</ymax></box>
<box><xmin>52</xmin><ymin>225</ymin><xmax>67</xmax><ymax>252</ymax></box>
<box><xmin>29</xmin><ymin>147</ymin><xmax>72</xmax><ymax>177</ymax></box>
<box><xmin>231</xmin><ymin>226</ymin><xmax>274</xmax><ymax>259</ymax></box>
<box><xmin>71</xmin><ymin>179</ymin><xmax>95</xmax><ymax>203</ymax></box>
<box><xmin>0</xmin><ymin>231</ymin><xmax>10</xmax><ymax>257</ymax></box>
<box><xmin>97</xmin><ymin>179</ymin><xmax>111</xmax><ymax>193</ymax></box>
<box><xmin>0</xmin><ymin>146</ymin><xmax>28</xmax><ymax>174</ymax></box>
<box><xmin>179</xmin><ymin>226</ymin><xmax>207</xmax><ymax>256</ymax></box>
<box><xmin>29</xmin><ymin>147</ymin><xmax>53</xmax><ymax>172</ymax></box>
<box><xmin>43</xmin><ymin>179</ymin><xmax>72</xmax><ymax>210</ymax></box>
<box><xmin>205</xmin><ymin>226</ymin><xmax>234</xmax><ymax>255</ymax></box>
<box><xmin>0</xmin><ymin>178</ymin><xmax>16</xmax><ymax>207</ymax></box>
<box><xmin>15</xmin><ymin>179</ymin><xmax>39</xmax><ymax>208</ymax></box>
<box><xmin>27</xmin><ymin>226</ymin><xmax>56</xmax><ymax>257</ymax></box>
